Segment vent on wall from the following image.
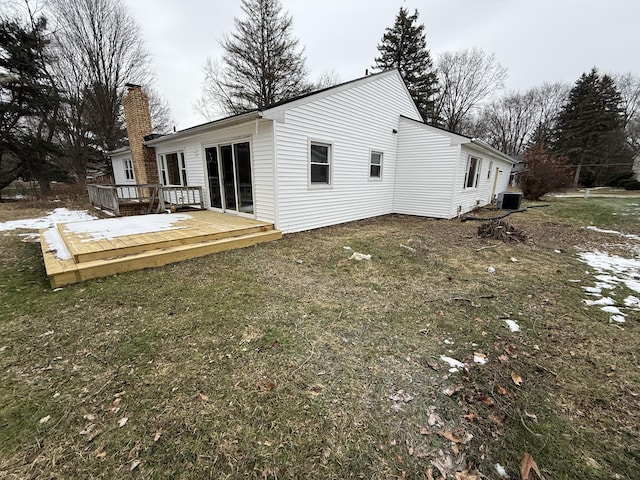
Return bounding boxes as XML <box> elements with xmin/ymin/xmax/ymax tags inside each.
<box><xmin>497</xmin><ymin>192</ymin><xmax>522</xmax><ymax>210</ymax></box>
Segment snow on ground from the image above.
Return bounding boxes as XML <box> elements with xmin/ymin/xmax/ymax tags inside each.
<box><xmin>0</xmin><ymin>208</ymin><xmax>95</xmax><ymax>231</ymax></box>
<box><xmin>578</xmin><ymin>249</ymin><xmax>640</xmax><ymax>323</ymax></box>
<box><xmin>439</xmin><ymin>355</ymin><xmax>465</xmax><ymax>373</ymax></box>
<box><xmin>63</xmin><ymin>213</ymin><xmax>192</xmax><ymax>241</ymax></box>
<box><xmin>504</xmin><ymin>319</ymin><xmax>521</xmax><ymax>332</ymax></box>
<box><xmin>586</xmin><ymin>225</ymin><xmax>640</xmax><ymax>241</ymax></box>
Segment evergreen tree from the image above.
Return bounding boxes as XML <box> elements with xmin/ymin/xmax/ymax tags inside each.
<box><xmin>552</xmin><ymin>68</ymin><xmax>630</xmax><ymax>187</ymax></box>
<box><xmin>0</xmin><ymin>13</ymin><xmax>64</xmax><ymax>193</ymax></box>
<box><xmin>373</xmin><ymin>8</ymin><xmax>439</xmax><ymax>122</ymax></box>
<box><xmin>199</xmin><ymin>0</ymin><xmax>309</xmax><ymax>115</ymax></box>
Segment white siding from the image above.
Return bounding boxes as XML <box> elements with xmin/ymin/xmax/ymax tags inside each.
<box><xmin>394</xmin><ymin>118</ymin><xmax>460</xmax><ymax>219</ymax></box>
<box><xmin>111</xmin><ymin>153</ymin><xmax>134</xmax><ymax>185</ymax></box>
<box><xmin>273</xmin><ymin>72</ymin><xmax>421</xmax><ymax>233</ymax></box>
<box><xmin>151</xmin><ymin>120</ymin><xmax>275</xmax><ymax>223</ymax></box>
<box><xmin>451</xmin><ymin>145</ymin><xmax>514</xmax><ymax>216</ymax></box>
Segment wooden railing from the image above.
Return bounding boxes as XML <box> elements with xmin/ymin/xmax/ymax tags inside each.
<box><xmin>87</xmin><ymin>184</ymin><xmax>204</xmax><ymax>215</ymax></box>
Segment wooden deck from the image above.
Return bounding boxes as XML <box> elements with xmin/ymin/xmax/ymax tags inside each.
<box><xmin>40</xmin><ymin>211</ymin><xmax>282</xmax><ymax>288</ymax></box>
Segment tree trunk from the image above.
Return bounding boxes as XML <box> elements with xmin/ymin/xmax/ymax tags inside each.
<box><xmin>573</xmin><ymin>163</ymin><xmax>582</xmax><ymax>188</ymax></box>
<box><xmin>37</xmin><ymin>175</ymin><xmax>51</xmax><ymax>197</ymax></box>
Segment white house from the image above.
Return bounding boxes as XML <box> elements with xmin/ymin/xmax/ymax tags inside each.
<box><xmin>112</xmin><ymin>70</ymin><xmax>515</xmax><ymax>233</ymax></box>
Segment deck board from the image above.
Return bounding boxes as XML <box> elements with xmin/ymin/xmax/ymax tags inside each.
<box><xmin>40</xmin><ymin>211</ymin><xmax>281</xmax><ymax>287</ymax></box>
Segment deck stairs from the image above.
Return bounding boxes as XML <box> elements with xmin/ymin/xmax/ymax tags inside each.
<box><xmin>39</xmin><ymin>211</ymin><xmax>281</xmax><ymax>288</ymax></box>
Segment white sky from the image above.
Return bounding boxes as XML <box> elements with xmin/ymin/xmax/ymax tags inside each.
<box><xmin>122</xmin><ymin>0</ymin><xmax>639</xmax><ymax>130</ymax></box>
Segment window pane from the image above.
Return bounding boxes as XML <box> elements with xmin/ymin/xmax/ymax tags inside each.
<box><xmin>311</xmin><ymin>164</ymin><xmax>328</xmax><ymax>183</ymax></box>
<box><xmin>220</xmin><ymin>145</ymin><xmax>236</xmax><ymax>210</ymax></box>
<box><xmin>466</xmin><ymin>158</ymin><xmax>478</xmax><ymax>188</ymax></box>
<box><xmin>166</xmin><ymin>153</ymin><xmax>181</xmax><ymax>185</ymax></box>
<box><xmin>370</xmin><ymin>164</ymin><xmax>381</xmax><ymax>178</ymax></box>
<box><xmin>371</xmin><ymin>152</ymin><xmax>381</xmax><ymax>165</ymax></box>
<box><xmin>234</xmin><ymin>142</ymin><xmax>253</xmax><ymax>214</ymax></box>
<box><xmin>206</xmin><ymin>147</ymin><xmax>222</xmax><ymax>209</ymax></box>
<box><xmin>311</xmin><ymin>144</ymin><xmax>329</xmax><ymax>164</ymax></box>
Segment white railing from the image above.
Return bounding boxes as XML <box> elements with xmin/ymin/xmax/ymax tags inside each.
<box><xmin>88</xmin><ymin>184</ymin><xmax>204</xmax><ymax>215</ymax></box>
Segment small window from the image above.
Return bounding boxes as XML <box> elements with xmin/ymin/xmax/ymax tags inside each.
<box><xmin>370</xmin><ymin>151</ymin><xmax>383</xmax><ymax>178</ymax></box>
<box><xmin>310</xmin><ymin>142</ymin><xmax>331</xmax><ymax>185</ymax></box>
<box><xmin>160</xmin><ymin>152</ymin><xmax>187</xmax><ymax>186</ymax></box>
<box><xmin>124</xmin><ymin>159</ymin><xmax>134</xmax><ymax>181</ymax></box>
<box><xmin>464</xmin><ymin>156</ymin><xmax>481</xmax><ymax>189</ymax></box>
<box><xmin>487</xmin><ymin>161</ymin><xmax>493</xmax><ymax>179</ymax></box>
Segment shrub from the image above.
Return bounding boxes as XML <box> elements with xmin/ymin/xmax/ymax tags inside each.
<box><xmin>517</xmin><ymin>148</ymin><xmax>573</xmax><ymax>200</ymax></box>
<box><xmin>623</xmin><ymin>180</ymin><xmax>640</xmax><ymax>190</ymax></box>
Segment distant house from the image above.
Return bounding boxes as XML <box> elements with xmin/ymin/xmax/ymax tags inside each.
<box><xmin>110</xmin><ymin>70</ymin><xmax>515</xmax><ymax>233</ymax></box>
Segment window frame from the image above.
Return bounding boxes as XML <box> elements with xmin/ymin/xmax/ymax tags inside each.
<box><xmin>159</xmin><ymin>151</ymin><xmax>188</xmax><ymax>186</ymax></box>
<box><xmin>124</xmin><ymin>158</ymin><xmax>135</xmax><ymax>181</ymax></box>
<box><xmin>369</xmin><ymin>150</ymin><xmax>383</xmax><ymax>180</ymax></box>
<box><xmin>308</xmin><ymin>140</ymin><xmax>332</xmax><ymax>188</ymax></box>
<box><xmin>464</xmin><ymin>156</ymin><xmax>481</xmax><ymax>189</ymax></box>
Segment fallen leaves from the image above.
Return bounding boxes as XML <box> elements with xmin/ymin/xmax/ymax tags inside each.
<box><xmin>117</xmin><ymin>417</ymin><xmax>128</xmax><ymax>428</ymax></box>
<box><xmin>38</xmin><ymin>415</ymin><xmax>51</xmax><ymax>424</ymax></box>
<box><xmin>153</xmin><ymin>429</ymin><xmax>163</xmax><ymax>442</ymax></box>
<box><xmin>520</xmin><ymin>452</ymin><xmax>542</xmax><ymax>479</ymax></box>
<box><xmin>511</xmin><ymin>372</ymin><xmax>523</xmax><ymax>386</ymax></box>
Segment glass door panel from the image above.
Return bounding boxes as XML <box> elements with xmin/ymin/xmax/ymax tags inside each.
<box><xmin>233</xmin><ymin>142</ymin><xmax>253</xmax><ymax>214</ymax></box>
<box><xmin>205</xmin><ymin>147</ymin><xmax>222</xmax><ymax>209</ymax></box>
<box><xmin>220</xmin><ymin>145</ymin><xmax>236</xmax><ymax>211</ymax></box>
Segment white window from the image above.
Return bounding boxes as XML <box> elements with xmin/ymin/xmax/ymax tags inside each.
<box><xmin>159</xmin><ymin>152</ymin><xmax>187</xmax><ymax>186</ymax></box>
<box><xmin>464</xmin><ymin>156</ymin><xmax>481</xmax><ymax>189</ymax></box>
<box><xmin>370</xmin><ymin>151</ymin><xmax>383</xmax><ymax>179</ymax></box>
<box><xmin>310</xmin><ymin>142</ymin><xmax>331</xmax><ymax>185</ymax></box>
<box><xmin>124</xmin><ymin>159</ymin><xmax>135</xmax><ymax>181</ymax></box>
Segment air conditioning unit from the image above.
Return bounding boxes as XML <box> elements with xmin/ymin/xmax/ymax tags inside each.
<box><xmin>497</xmin><ymin>192</ymin><xmax>522</xmax><ymax>210</ymax></box>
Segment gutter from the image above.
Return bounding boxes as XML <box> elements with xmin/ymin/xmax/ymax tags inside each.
<box><xmin>144</xmin><ymin>111</ymin><xmax>263</xmax><ymax>146</ymax></box>
<box><xmin>469</xmin><ymin>138</ymin><xmax>517</xmax><ymax>164</ymax></box>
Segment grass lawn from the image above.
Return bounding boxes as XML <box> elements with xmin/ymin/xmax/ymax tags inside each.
<box><xmin>0</xmin><ymin>197</ymin><xmax>639</xmax><ymax>479</ymax></box>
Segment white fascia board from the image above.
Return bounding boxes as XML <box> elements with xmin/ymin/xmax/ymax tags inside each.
<box><xmin>468</xmin><ymin>139</ymin><xmax>516</xmax><ymax>164</ymax></box>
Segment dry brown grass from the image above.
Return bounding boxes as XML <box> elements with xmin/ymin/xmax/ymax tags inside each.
<box><xmin>0</xmin><ymin>199</ymin><xmax>639</xmax><ymax>479</ymax></box>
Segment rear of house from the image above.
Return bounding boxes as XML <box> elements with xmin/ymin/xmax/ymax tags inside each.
<box><xmin>110</xmin><ymin>70</ymin><xmax>515</xmax><ymax>233</ymax></box>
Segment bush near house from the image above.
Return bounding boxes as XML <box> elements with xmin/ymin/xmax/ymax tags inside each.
<box><xmin>517</xmin><ymin>147</ymin><xmax>573</xmax><ymax>200</ymax></box>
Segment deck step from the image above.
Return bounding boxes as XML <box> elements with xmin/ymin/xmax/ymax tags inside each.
<box><xmin>42</xmin><ymin>229</ymin><xmax>282</xmax><ymax>288</ymax></box>
<box><xmin>59</xmin><ymin>223</ymin><xmax>274</xmax><ymax>263</ymax></box>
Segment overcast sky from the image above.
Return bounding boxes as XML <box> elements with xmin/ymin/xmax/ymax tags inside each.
<box><xmin>122</xmin><ymin>0</ymin><xmax>639</xmax><ymax>131</ymax></box>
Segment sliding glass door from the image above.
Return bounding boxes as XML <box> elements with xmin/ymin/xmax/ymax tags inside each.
<box><xmin>204</xmin><ymin>141</ymin><xmax>253</xmax><ymax>215</ymax></box>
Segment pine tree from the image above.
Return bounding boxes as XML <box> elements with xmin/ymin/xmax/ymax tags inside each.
<box><xmin>203</xmin><ymin>0</ymin><xmax>309</xmax><ymax>115</ymax></box>
<box><xmin>552</xmin><ymin>68</ymin><xmax>630</xmax><ymax>187</ymax></box>
<box><xmin>373</xmin><ymin>8</ymin><xmax>439</xmax><ymax>122</ymax></box>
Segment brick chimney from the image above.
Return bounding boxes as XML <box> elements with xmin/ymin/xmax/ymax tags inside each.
<box><xmin>123</xmin><ymin>84</ymin><xmax>159</xmax><ymax>184</ymax></box>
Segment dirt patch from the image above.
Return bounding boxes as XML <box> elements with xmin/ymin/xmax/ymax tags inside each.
<box><xmin>477</xmin><ymin>220</ymin><xmax>528</xmax><ymax>243</ymax></box>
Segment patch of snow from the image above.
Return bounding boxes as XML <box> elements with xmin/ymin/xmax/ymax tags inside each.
<box><xmin>349</xmin><ymin>252</ymin><xmax>371</xmax><ymax>261</ymax></box>
<box><xmin>624</xmin><ymin>295</ymin><xmax>640</xmax><ymax>309</ymax></box>
<box><xmin>495</xmin><ymin>464</ymin><xmax>508</xmax><ymax>478</ymax></box>
<box><xmin>63</xmin><ymin>213</ymin><xmax>192</xmax><ymax>241</ymax></box>
<box><xmin>582</xmin><ymin>286</ymin><xmax>601</xmax><ymax>294</ymax></box>
<box><xmin>586</xmin><ymin>226</ymin><xmax>640</xmax><ymax>241</ymax></box>
<box><xmin>583</xmin><ymin>297</ymin><xmax>615</xmax><ymax>306</ymax></box>
<box><xmin>42</xmin><ymin>228</ymin><xmax>72</xmax><ymax>260</ymax></box>
<box><xmin>601</xmin><ymin>305</ymin><xmax>625</xmax><ymax>316</ymax></box>
<box><xmin>439</xmin><ymin>355</ymin><xmax>465</xmax><ymax>373</ymax></box>
<box><xmin>504</xmin><ymin>319</ymin><xmax>520</xmax><ymax>332</ymax></box>
<box><xmin>0</xmin><ymin>208</ymin><xmax>95</xmax><ymax>232</ymax></box>
<box><xmin>473</xmin><ymin>354</ymin><xmax>487</xmax><ymax>364</ymax></box>
<box><xmin>487</xmin><ymin>266</ymin><xmax>496</xmax><ymax>273</ymax></box>
<box><xmin>611</xmin><ymin>315</ymin><xmax>626</xmax><ymax>323</ymax></box>
<box><xmin>342</xmin><ymin>246</ymin><xmax>352</xmax><ymax>250</ymax></box>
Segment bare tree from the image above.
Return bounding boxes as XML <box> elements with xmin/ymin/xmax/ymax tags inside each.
<box><xmin>477</xmin><ymin>82</ymin><xmax>570</xmax><ymax>157</ymax></box>
<box><xmin>435</xmin><ymin>48</ymin><xmax>508</xmax><ymax>133</ymax></box>
<box><xmin>198</xmin><ymin>0</ymin><xmax>309</xmax><ymax>116</ymax></box>
<box><xmin>50</xmin><ymin>0</ymin><xmax>154</xmax><ymax>151</ymax></box>
<box><xmin>314</xmin><ymin>70</ymin><xmax>341</xmax><ymax>90</ymax></box>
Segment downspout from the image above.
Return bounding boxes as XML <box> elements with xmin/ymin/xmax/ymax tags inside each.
<box><xmin>271</xmin><ymin>120</ymin><xmax>279</xmax><ymax>230</ymax></box>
